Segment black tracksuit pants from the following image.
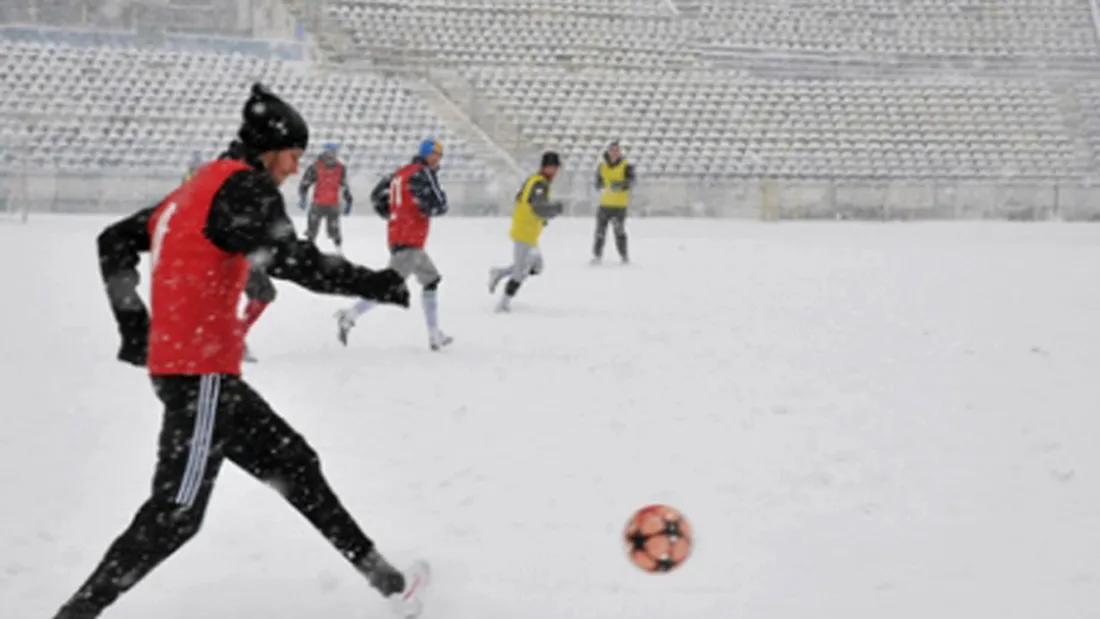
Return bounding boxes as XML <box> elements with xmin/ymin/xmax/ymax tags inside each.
<box><xmin>61</xmin><ymin>374</ymin><xmax>376</xmax><ymax>613</ymax></box>
<box><xmin>593</xmin><ymin>206</ymin><xmax>628</xmax><ymax>259</ymax></box>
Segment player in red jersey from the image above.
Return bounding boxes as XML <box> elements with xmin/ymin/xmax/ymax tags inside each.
<box><xmin>299</xmin><ymin>142</ymin><xmax>353</xmax><ymax>254</ymax></box>
<box><xmin>185</xmin><ymin>153</ymin><xmax>272</xmax><ymax>363</ymax></box>
<box><xmin>53</xmin><ymin>84</ymin><xmax>429</xmax><ymax>619</ymax></box>
<box><xmin>335</xmin><ymin>138</ymin><xmax>451</xmax><ymax>350</ymax></box>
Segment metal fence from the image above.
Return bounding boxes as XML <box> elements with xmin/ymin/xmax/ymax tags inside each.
<box><xmin>4</xmin><ymin>167</ymin><xmax>1100</xmax><ymax>221</ymax></box>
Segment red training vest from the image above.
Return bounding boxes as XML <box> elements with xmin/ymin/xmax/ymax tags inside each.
<box><xmin>387</xmin><ymin>163</ymin><xmax>432</xmax><ymax>249</ymax></box>
<box><xmin>313</xmin><ymin>160</ymin><xmax>345</xmax><ymax>207</ymax></box>
<box><xmin>147</xmin><ymin>159</ymin><xmax>253</xmax><ymax>376</ymax></box>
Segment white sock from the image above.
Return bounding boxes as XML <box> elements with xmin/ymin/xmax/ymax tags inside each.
<box><xmin>349</xmin><ymin>298</ymin><xmax>376</xmax><ymax>318</ymax></box>
<box><xmin>423</xmin><ymin>289</ymin><xmax>439</xmax><ymax>333</ymax></box>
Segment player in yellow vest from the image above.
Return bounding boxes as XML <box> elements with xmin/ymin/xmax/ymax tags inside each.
<box><xmin>489</xmin><ymin>151</ymin><xmax>564</xmax><ymax>312</ymax></box>
<box><xmin>592</xmin><ymin>141</ymin><xmax>636</xmax><ymax>264</ymax></box>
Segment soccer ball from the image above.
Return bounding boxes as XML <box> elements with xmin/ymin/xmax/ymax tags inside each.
<box><xmin>623</xmin><ymin>504</ymin><xmax>692</xmax><ymax>573</ymax></box>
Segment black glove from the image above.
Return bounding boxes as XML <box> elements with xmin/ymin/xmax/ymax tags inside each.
<box><xmin>118</xmin><ymin>341</ymin><xmax>147</xmax><ymax>367</ymax></box>
<box><xmin>114</xmin><ymin>308</ymin><xmax>149</xmax><ymax>367</ymax></box>
<box><xmin>429</xmin><ymin>201</ymin><xmax>449</xmax><ymax>217</ymax></box>
<box><xmin>360</xmin><ymin>268</ymin><xmax>410</xmax><ymax>308</ymax></box>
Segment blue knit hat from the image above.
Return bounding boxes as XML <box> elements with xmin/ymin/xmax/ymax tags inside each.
<box><xmin>417</xmin><ymin>138</ymin><xmax>443</xmax><ymax>158</ymax></box>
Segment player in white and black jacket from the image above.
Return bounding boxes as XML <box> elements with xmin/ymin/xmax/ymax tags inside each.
<box><xmin>339</xmin><ymin>140</ymin><xmax>452</xmax><ymax>350</ymax></box>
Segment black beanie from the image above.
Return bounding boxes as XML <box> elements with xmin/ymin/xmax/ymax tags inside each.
<box><xmin>541</xmin><ymin>151</ymin><xmax>561</xmax><ymax>168</ymax></box>
<box><xmin>237</xmin><ymin>83</ymin><xmax>309</xmax><ymax>153</ymax></box>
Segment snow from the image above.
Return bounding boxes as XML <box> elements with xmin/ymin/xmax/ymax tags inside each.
<box><xmin>1</xmin><ymin>214</ymin><xmax>1099</xmax><ymax>618</ymax></box>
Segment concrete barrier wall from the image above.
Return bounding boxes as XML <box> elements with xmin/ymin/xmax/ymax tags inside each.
<box><xmin>4</xmin><ymin>169</ymin><xmax>1100</xmax><ymax>221</ymax></box>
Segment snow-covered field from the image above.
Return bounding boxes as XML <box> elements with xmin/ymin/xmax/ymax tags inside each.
<box><xmin>1</xmin><ymin>214</ymin><xmax>1098</xmax><ymax>619</ymax></box>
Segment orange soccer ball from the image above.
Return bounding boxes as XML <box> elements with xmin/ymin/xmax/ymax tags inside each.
<box><xmin>623</xmin><ymin>504</ymin><xmax>693</xmax><ymax>573</ymax></box>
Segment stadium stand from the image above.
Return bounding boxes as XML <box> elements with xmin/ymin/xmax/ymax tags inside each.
<box><xmin>679</xmin><ymin>0</ymin><xmax>1099</xmax><ymax>59</ymax></box>
<box><xmin>3</xmin><ymin>0</ymin><xmax>1100</xmax><ymax>218</ymax></box>
<box><xmin>326</xmin><ymin>0</ymin><xmax>696</xmax><ymax>68</ymax></box>
<box><xmin>0</xmin><ymin>27</ymin><xmax>490</xmax><ymax>182</ymax></box>
<box><xmin>315</xmin><ymin>0</ymin><xmax>1098</xmax><ymax>182</ymax></box>
<box><xmin>1070</xmin><ymin>81</ymin><xmax>1100</xmax><ymax>168</ymax></box>
<box><xmin>466</xmin><ymin>66</ymin><xmax>1084</xmax><ymax>179</ymax></box>
<box><xmin>1</xmin><ymin>0</ymin><xmax>261</xmax><ymax>37</ymax></box>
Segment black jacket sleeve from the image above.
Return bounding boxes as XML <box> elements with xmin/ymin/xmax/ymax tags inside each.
<box><xmin>624</xmin><ymin>163</ymin><xmax>636</xmax><ymax>190</ymax></box>
<box><xmin>205</xmin><ymin>169</ymin><xmax>408</xmax><ymax>305</ymax></box>
<box><xmin>298</xmin><ymin>161</ymin><xmax>317</xmax><ymax>201</ymax></box>
<box><xmin>408</xmin><ymin>167</ymin><xmax>448</xmax><ymax>216</ymax></box>
<box><xmin>371</xmin><ymin>174</ymin><xmax>393</xmax><ymax>217</ymax></box>
<box><xmin>528</xmin><ymin>180</ymin><xmax>563</xmax><ymax>220</ymax></box>
<box><xmin>97</xmin><ymin>205</ymin><xmax>156</xmax><ymax>366</ymax></box>
<box><xmin>340</xmin><ymin>165</ymin><xmax>353</xmax><ymax>205</ymax></box>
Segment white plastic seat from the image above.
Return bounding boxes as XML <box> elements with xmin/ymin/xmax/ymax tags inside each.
<box><xmin>0</xmin><ymin>37</ymin><xmax>490</xmax><ymax>178</ymax></box>
<box><xmin>460</xmin><ymin>64</ymin><xmax>1084</xmax><ymax>179</ymax></box>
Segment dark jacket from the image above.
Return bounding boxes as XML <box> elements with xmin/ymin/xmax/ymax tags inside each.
<box><xmin>370</xmin><ymin>156</ymin><xmax>448</xmax><ymax>219</ymax></box>
<box><xmin>97</xmin><ymin>141</ymin><xmax>408</xmax><ymax>367</ymax></box>
<box><xmin>526</xmin><ymin>177</ymin><xmax>563</xmax><ymax>220</ymax></box>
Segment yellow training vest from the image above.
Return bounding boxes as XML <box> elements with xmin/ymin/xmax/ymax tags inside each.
<box><xmin>598</xmin><ymin>159</ymin><xmax>630</xmax><ymax>208</ymax></box>
<box><xmin>511</xmin><ymin>173</ymin><xmax>550</xmax><ymax>245</ymax></box>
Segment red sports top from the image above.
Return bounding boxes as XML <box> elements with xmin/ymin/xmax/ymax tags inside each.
<box><xmin>387</xmin><ymin>163</ymin><xmax>431</xmax><ymax>249</ymax></box>
<box><xmin>313</xmin><ymin>160</ymin><xmax>345</xmax><ymax>207</ymax></box>
<box><xmin>147</xmin><ymin>159</ymin><xmax>253</xmax><ymax>375</ymax></box>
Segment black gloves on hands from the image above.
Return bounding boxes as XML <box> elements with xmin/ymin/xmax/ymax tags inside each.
<box><xmin>109</xmin><ymin>265</ymin><xmax>408</xmax><ymax>370</ymax></box>
<box><xmin>115</xmin><ymin>308</ymin><xmax>149</xmax><ymax>367</ymax></box>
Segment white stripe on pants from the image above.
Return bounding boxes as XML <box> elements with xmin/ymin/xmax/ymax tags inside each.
<box><xmin>175</xmin><ymin>374</ymin><xmax>221</xmax><ymax>508</ymax></box>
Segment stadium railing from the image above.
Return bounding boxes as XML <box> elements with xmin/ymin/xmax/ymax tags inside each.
<box><xmin>5</xmin><ymin>166</ymin><xmax>1100</xmax><ymax>222</ymax></box>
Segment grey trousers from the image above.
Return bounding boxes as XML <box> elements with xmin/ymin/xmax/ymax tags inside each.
<box><xmin>306</xmin><ymin>206</ymin><xmax>342</xmax><ymax>246</ymax></box>
<box><xmin>594</xmin><ymin>206</ymin><xmax>627</xmax><ymax>258</ymax></box>
<box><xmin>389</xmin><ymin>247</ymin><xmax>441</xmax><ymax>288</ymax></box>
<box><xmin>507</xmin><ymin>241</ymin><xmax>543</xmax><ymax>283</ymax></box>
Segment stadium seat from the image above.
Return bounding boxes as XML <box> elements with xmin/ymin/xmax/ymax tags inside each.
<box><xmin>685</xmin><ymin>0</ymin><xmax>1097</xmax><ymax>59</ymax></box>
<box><xmin>3</xmin><ymin>0</ymin><xmax>1098</xmax><ymax>183</ymax></box>
<box><xmin>327</xmin><ymin>1</ymin><xmax>695</xmax><ymax>68</ymax></box>
<box><xmin>0</xmin><ymin>36</ymin><xmax>491</xmax><ymax>181</ymax></box>
<box><xmin>466</xmin><ymin>66</ymin><xmax>1084</xmax><ymax>179</ymax></box>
